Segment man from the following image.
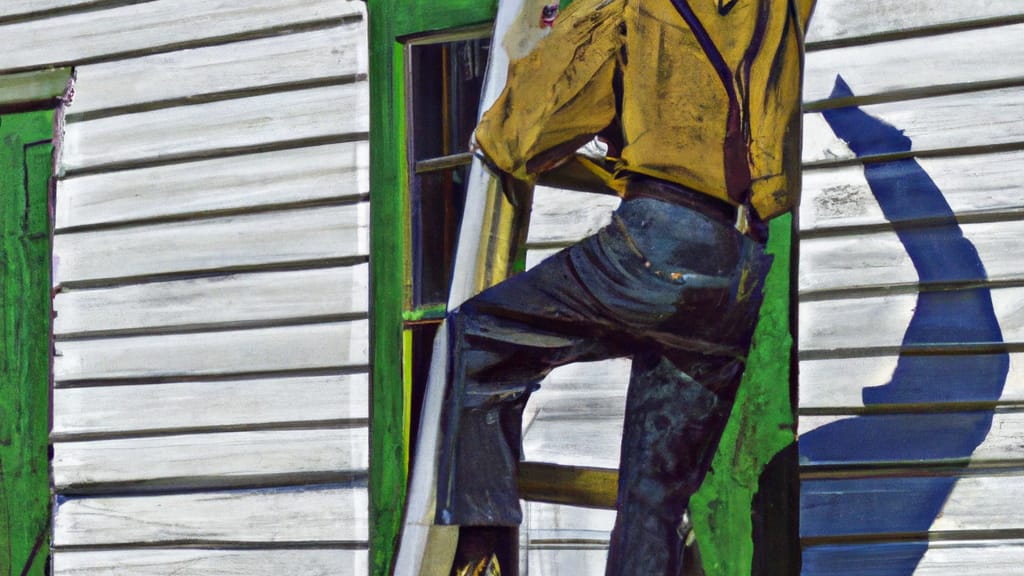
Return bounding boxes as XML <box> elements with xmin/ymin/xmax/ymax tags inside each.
<box><xmin>436</xmin><ymin>0</ymin><xmax>815</xmax><ymax>573</ymax></box>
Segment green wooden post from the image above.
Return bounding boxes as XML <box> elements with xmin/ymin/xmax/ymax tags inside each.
<box><xmin>0</xmin><ymin>109</ymin><xmax>55</xmax><ymax>576</ymax></box>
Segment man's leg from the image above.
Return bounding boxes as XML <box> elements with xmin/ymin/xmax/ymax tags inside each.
<box><xmin>606</xmin><ymin>351</ymin><xmax>744</xmax><ymax>576</ymax></box>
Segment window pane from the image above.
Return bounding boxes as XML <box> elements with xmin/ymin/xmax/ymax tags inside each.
<box><xmin>410</xmin><ymin>38</ymin><xmax>490</xmax><ymax>161</ymax></box>
<box><xmin>411</xmin><ymin>165</ymin><xmax>469</xmax><ymax>307</ymax></box>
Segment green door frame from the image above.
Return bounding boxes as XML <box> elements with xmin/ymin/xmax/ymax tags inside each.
<box><xmin>365</xmin><ymin>2</ymin><xmax>799</xmax><ymax>572</ymax></box>
<box><xmin>0</xmin><ymin>67</ymin><xmax>70</xmax><ymax>576</ymax></box>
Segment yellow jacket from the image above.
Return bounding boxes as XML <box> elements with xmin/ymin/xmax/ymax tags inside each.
<box><xmin>475</xmin><ymin>0</ymin><xmax>816</xmax><ymax>220</ymax></box>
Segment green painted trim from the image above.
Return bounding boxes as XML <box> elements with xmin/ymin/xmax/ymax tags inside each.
<box><xmin>691</xmin><ymin>214</ymin><xmax>796</xmax><ymax>576</ymax></box>
<box><xmin>1</xmin><ymin>109</ymin><xmax>54</xmax><ymax>576</ymax></box>
<box><xmin>0</xmin><ymin>68</ymin><xmax>70</xmax><ymax>112</ymax></box>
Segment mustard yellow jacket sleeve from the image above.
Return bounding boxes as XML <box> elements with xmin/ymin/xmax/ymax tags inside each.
<box><xmin>474</xmin><ymin>0</ymin><xmax>624</xmax><ymax>182</ymax></box>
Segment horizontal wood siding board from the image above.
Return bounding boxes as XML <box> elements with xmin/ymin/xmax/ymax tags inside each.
<box><xmin>798</xmin><ymin>219</ymin><xmax>1024</xmax><ymax>294</ymax></box>
<box><xmin>52</xmin><ymin>428</ymin><xmax>368</xmax><ymax>491</ymax></box>
<box><xmin>54</xmin><ymin>321</ymin><xmax>369</xmax><ymax>383</ymax></box>
<box><xmin>801</xmin><ymin>473</ymin><xmax>1024</xmax><ymax>540</ymax></box>
<box><xmin>525</xmin><ymin>186</ymin><xmax>619</xmax><ymax>245</ymax></box>
<box><xmin>800</xmin><ymin>151</ymin><xmax>1024</xmax><ymax>234</ymax></box>
<box><xmin>52</xmin><ymin>202</ymin><xmax>368</xmax><ymax>286</ymax></box>
<box><xmin>802</xmin><ymin>86</ymin><xmax>1024</xmax><ymax>166</ymax></box>
<box><xmin>54</xmin><ymin>548</ymin><xmax>368</xmax><ymax>576</ymax></box>
<box><xmin>56</xmin><ymin>141</ymin><xmax>369</xmax><ymax>230</ymax></box>
<box><xmin>805</xmin><ymin>0</ymin><xmax>1024</xmax><ymax>47</ymax></box>
<box><xmin>804</xmin><ymin>23</ymin><xmax>1024</xmax><ymax>106</ymax></box>
<box><xmin>62</xmin><ymin>82</ymin><xmax>369</xmax><ymax>174</ymax></box>
<box><xmin>53</xmin><ymin>485</ymin><xmax>368</xmax><ymax>546</ymax></box>
<box><xmin>803</xmin><ymin>539</ymin><xmax>1024</xmax><ymax>576</ymax></box>
<box><xmin>0</xmin><ymin>0</ymin><xmax>363</xmax><ymax>73</ymax></box>
<box><xmin>799</xmin><ymin>411</ymin><xmax>1024</xmax><ymax>468</ymax></box>
<box><xmin>1</xmin><ymin>0</ymin><xmax>111</xmax><ymax>21</ymax></box>
<box><xmin>52</xmin><ymin>374</ymin><xmax>369</xmax><ymax>439</ymax></box>
<box><xmin>524</xmin><ymin>502</ymin><xmax>616</xmax><ymax>544</ymax></box>
<box><xmin>69</xmin><ymin>23</ymin><xmax>367</xmax><ymax>117</ymax></box>
<box><xmin>800</xmin><ymin>286</ymin><xmax>1024</xmax><ymax>354</ymax></box>
<box><xmin>54</xmin><ymin>265</ymin><xmax>369</xmax><ymax>337</ymax></box>
<box><xmin>799</xmin><ymin>354</ymin><xmax>1024</xmax><ymax>411</ymax></box>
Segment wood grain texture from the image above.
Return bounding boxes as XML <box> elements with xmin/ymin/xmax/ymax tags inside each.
<box><xmin>799</xmin><ymin>411</ymin><xmax>1024</xmax><ymax>466</ymax></box>
<box><xmin>54</xmin><ymin>321</ymin><xmax>369</xmax><ymax>383</ymax></box>
<box><xmin>1</xmin><ymin>0</ymin><xmax>105</xmax><ymax>20</ymax></box>
<box><xmin>53</xmin><ymin>374</ymin><xmax>369</xmax><ymax>439</ymax></box>
<box><xmin>800</xmin><ymin>354</ymin><xmax>1024</xmax><ymax>410</ymax></box>
<box><xmin>62</xmin><ymin>82</ymin><xmax>369</xmax><ymax>173</ymax></box>
<box><xmin>53</xmin><ymin>485</ymin><xmax>368</xmax><ymax>546</ymax></box>
<box><xmin>802</xmin><ymin>473</ymin><xmax>1024</xmax><ymax>538</ymax></box>
<box><xmin>0</xmin><ymin>67</ymin><xmax>70</xmax><ymax>108</ymax></box>
<box><xmin>800</xmin><ymin>286</ymin><xmax>1024</xmax><ymax>353</ymax></box>
<box><xmin>53</xmin><ymin>428</ymin><xmax>368</xmax><ymax>491</ymax></box>
<box><xmin>805</xmin><ymin>0</ymin><xmax>1024</xmax><ymax>45</ymax></box>
<box><xmin>799</xmin><ymin>219</ymin><xmax>1024</xmax><ymax>294</ymax></box>
<box><xmin>803</xmin><ymin>86</ymin><xmax>1024</xmax><ymax>165</ymax></box>
<box><xmin>523</xmin><ymin>501</ymin><xmax>615</xmax><ymax>543</ymax></box>
<box><xmin>0</xmin><ymin>0</ymin><xmax>363</xmax><ymax>73</ymax></box>
<box><xmin>53</xmin><ymin>202</ymin><xmax>368</xmax><ymax>285</ymax></box>
<box><xmin>525</xmin><ymin>186</ymin><xmax>619</xmax><ymax>245</ymax></box>
<box><xmin>805</xmin><ymin>23</ymin><xmax>1024</xmax><ymax>104</ymax></box>
<box><xmin>69</xmin><ymin>23</ymin><xmax>367</xmax><ymax>115</ymax></box>
<box><xmin>54</xmin><ymin>548</ymin><xmax>368</xmax><ymax>576</ymax></box>
<box><xmin>801</xmin><ymin>151</ymin><xmax>1024</xmax><ymax>233</ymax></box>
<box><xmin>56</xmin><ymin>140</ymin><xmax>368</xmax><ymax>230</ymax></box>
<box><xmin>54</xmin><ymin>265</ymin><xmax>369</xmax><ymax>337</ymax></box>
<box><xmin>804</xmin><ymin>539</ymin><xmax>1024</xmax><ymax>576</ymax></box>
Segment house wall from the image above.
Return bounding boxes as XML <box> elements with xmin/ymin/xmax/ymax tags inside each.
<box><xmin>1</xmin><ymin>1</ymin><xmax>371</xmax><ymax>574</ymax></box>
<box><xmin>518</xmin><ymin>1</ymin><xmax>1024</xmax><ymax>574</ymax></box>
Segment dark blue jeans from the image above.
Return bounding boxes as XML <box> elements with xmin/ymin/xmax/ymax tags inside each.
<box><xmin>436</xmin><ymin>197</ymin><xmax>771</xmax><ymax>575</ymax></box>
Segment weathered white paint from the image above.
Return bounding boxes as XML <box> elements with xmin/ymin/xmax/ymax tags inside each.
<box><xmin>53</xmin><ymin>428</ymin><xmax>368</xmax><ymax>490</ymax></box>
<box><xmin>801</xmin><ymin>151</ymin><xmax>1024</xmax><ymax>232</ymax></box>
<box><xmin>56</xmin><ymin>141</ymin><xmax>369</xmax><ymax>229</ymax></box>
<box><xmin>54</xmin><ymin>265</ymin><xmax>368</xmax><ymax>336</ymax></box>
<box><xmin>799</xmin><ymin>354</ymin><xmax>1024</xmax><ymax>410</ymax></box>
<box><xmin>0</xmin><ymin>0</ymin><xmax>362</xmax><ymax>72</ymax></box>
<box><xmin>799</xmin><ymin>412</ymin><xmax>1024</xmax><ymax>466</ymax></box>
<box><xmin>70</xmin><ymin>23</ymin><xmax>368</xmax><ymax>115</ymax></box>
<box><xmin>805</xmin><ymin>0</ymin><xmax>1024</xmax><ymax>45</ymax></box>
<box><xmin>526</xmin><ymin>186</ymin><xmax>619</xmax><ymax>245</ymax></box>
<box><xmin>801</xmin><ymin>286</ymin><xmax>1024</xmax><ymax>353</ymax></box>
<box><xmin>54</xmin><ymin>321</ymin><xmax>369</xmax><ymax>382</ymax></box>
<box><xmin>524</xmin><ymin>501</ymin><xmax>615</xmax><ymax>543</ymax></box>
<box><xmin>62</xmin><ymin>82</ymin><xmax>369</xmax><ymax>173</ymax></box>
<box><xmin>1</xmin><ymin>0</ymin><xmax>100</xmax><ymax>20</ymax></box>
<box><xmin>524</xmin><ymin>418</ymin><xmax>623</xmax><ymax>470</ymax></box>
<box><xmin>53</xmin><ymin>202</ymin><xmax>369</xmax><ymax>285</ymax></box>
<box><xmin>800</xmin><ymin>219</ymin><xmax>1024</xmax><ymax>293</ymax></box>
<box><xmin>804</xmin><ymin>86</ymin><xmax>1024</xmax><ymax>165</ymax></box>
<box><xmin>914</xmin><ymin>540</ymin><xmax>1024</xmax><ymax>575</ymax></box>
<box><xmin>805</xmin><ymin>23</ymin><xmax>1024</xmax><ymax>104</ymax></box>
<box><xmin>54</xmin><ymin>549</ymin><xmax>368</xmax><ymax>576</ymax></box>
<box><xmin>53</xmin><ymin>374</ymin><xmax>369</xmax><ymax>439</ymax></box>
<box><xmin>523</xmin><ymin>549</ymin><xmax>608</xmax><ymax>576</ymax></box>
<box><xmin>932</xmin><ymin>475</ymin><xmax>1024</xmax><ymax>533</ymax></box>
<box><xmin>53</xmin><ymin>485</ymin><xmax>369</xmax><ymax>546</ymax></box>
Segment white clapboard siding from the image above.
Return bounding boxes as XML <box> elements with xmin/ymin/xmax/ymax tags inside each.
<box><xmin>805</xmin><ymin>0</ymin><xmax>1024</xmax><ymax>45</ymax></box>
<box><xmin>801</xmin><ymin>286</ymin><xmax>1024</xmax><ymax>353</ymax></box>
<box><xmin>800</xmin><ymin>411</ymin><xmax>1024</xmax><ymax>466</ymax></box>
<box><xmin>524</xmin><ymin>501</ymin><xmax>616</xmax><ymax>543</ymax></box>
<box><xmin>526</xmin><ymin>186</ymin><xmax>619</xmax><ymax>245</ymax></box>
<box><xmin>62</xmin><ymin>82</ymin><xmax>368</xmax><ymax>173</ymax></box>
<box><xmin>805</xmin><ymin>23</ymin><xmax>1024</xmax><ymax>104</ymax></box>
<box><xmin>54</xmin><ymin>549</ymin><xmax>368</xmax><ymax>576</ymax></box>
<box><xmin>524</xmin><ymin>418</ymin><xmax>623</xmax><ymax>470</ymax></box>
<box><xmin>801</xmin><ymin>151</ymin><xmax>1024</xmax><ymax>233</ymax></box>
<box><xmin>53</xmin><ymin>428</ymin><xmax>368</xmax><ymax>490</ymax></box>
<box><xmin>800</xmin><ymin>354</ymin><xmax>1024</xmax><ymax>411</ymax></box>
<box><xmin>69</xmin><ymin>23</ymin><xmax>367</xmax><ymax>116</ymax></box>
<box><xmin>800</xmin><ymin>219</ymin><xmax>1024</xmax><ymax>294</ymax></box>
<box><xmin>54</xmin><ymin>265</ymin><xmax>368</xmax><ymax>337</ymax></box>
<box><xmin>523</xmin><ymin>549</ymin><xmax>608</xmax><ymax>576</ymax></box>
<box><xmin>53</xmin><ymin>202</ymin><xmax>368</xmax><ymax>285</ymax></box>
<box><xmin>54</xmin><ymin>321</ymin><xmax>369</xmax><ymax>383</ymax></box>
<box><xmin>0</xmin><ymin>0</ymin><xmax>362</xmax><ymax>73</ymax></box>
<box><xmin>913</xmin><ymin>540</ymin><xmax>1024</xmax><ymax>575</ymax></box>
<box><xmin>1</xmin><ymin>0</ymin><xmax>98</xmax><ymax>20</ymax></box>
<box><xmin>803</xmin><ymin>86</ymin><xmax>1024</xmax><ymax>165</ymax></box>
<box><xmin>54</xmin><ymin>485</ymin><xmax>368</xmax><ymax>546</ymax></box>
<box><xmin>53</xmin><ymin>374</ymin><xmax>369</xmax><ymax>439</ymax></box>
<box><xmin>56</xmin><ymin>141</ymin><xmax>368</xmax><ymax>230</ymax></box>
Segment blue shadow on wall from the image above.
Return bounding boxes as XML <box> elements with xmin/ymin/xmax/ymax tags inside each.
<box><xmin>798</xmin><ymin>76</ymin><xmax>1009</xmax><ymax>575</ymax></box>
